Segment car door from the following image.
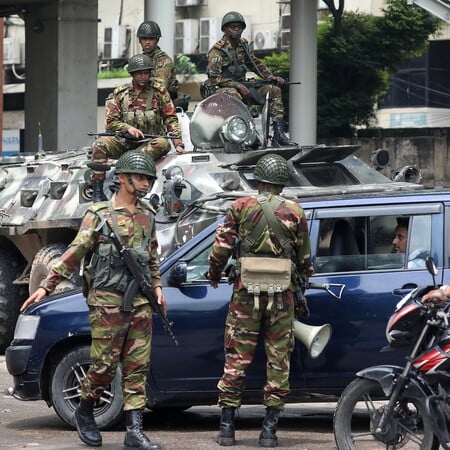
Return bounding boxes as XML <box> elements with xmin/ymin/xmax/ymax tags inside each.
<box><xmin>300</xmin><ymin>201</ymin><xmax>445</xmax><ymax>393</ymax></box>
<box><xmin>150</xmin><ymin>225</ymin><xmax>283</xmax><ymax>397</ymax></box>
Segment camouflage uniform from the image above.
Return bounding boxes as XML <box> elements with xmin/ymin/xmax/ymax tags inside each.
<box><xmin>207</xmin><ymin>37</ymin><xmax>284</xmax><ymax>121</ymax></box>
<box><xmin>208</xmin><ymin>192</ymin><xmax>311</xmax><ymax>409</ymax></box>
<box><xmin>40</xmin><ymin>197</ymin><xmax>161</xmax><ymax>411</ymax></box>
<box><xmin>144</xmin><ymin>46</ymin><xmax>179</xmax><ymax>101</ymax></box>
<box><xmin>91</xmin><ymin>78</ymin><xmax>181</xmax><ymax>181</ymax></box>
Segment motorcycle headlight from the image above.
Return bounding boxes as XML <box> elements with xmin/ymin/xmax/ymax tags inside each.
<box><xmin>221</xmin><ymin>116</ymin><xmax>249</xmax><ymax>143</ymax></box>
<box><xmin>14</xmin><ymin>314</ymin><xmax>40</xmax><ymax>340</ymax></box>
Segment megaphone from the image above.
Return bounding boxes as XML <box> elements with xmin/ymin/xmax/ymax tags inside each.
<box><xmin>293</xmin><ymin>320</ymin><xmax>332</xmax><ymax>359</ymax></box>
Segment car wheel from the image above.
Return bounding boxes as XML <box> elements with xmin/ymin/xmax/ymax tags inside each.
<box><xmin>0</xmin><ymin>248</ymin><xmax>27</xmax><ymax>352</ymax></box>
<box><xmin>50</xmin><ymin>345</ymin><xmax>124</xmax><ymax>430</ymax></box>
<box><xmin>29</xmin><ymin>244</ymin><xmax>81</xmax><ymax>294</ymax></box>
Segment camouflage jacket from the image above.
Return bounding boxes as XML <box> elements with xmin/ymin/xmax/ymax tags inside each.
<box><xmin>144</xmin><ymin>46</ymin><xmax>179</xmax><ymax>97</ymax></box>
<box><xmin>105</xmin><ymin>78</ymin><xmax>181</xmax><ymax>136</ymax></box>
<box><xmin>207</xmin><ymin>36</ymin><xmax>273</xmax><ymax>87</ymax></box>
<box><xmin>208</xmin><ymin>192</ymin><xmax>312</xmax><ymax>292</ymax></box>
<box><xmin>40</xmin><ymin>197</ymin><xmax>162</xmax><ymax>307</ymax></box>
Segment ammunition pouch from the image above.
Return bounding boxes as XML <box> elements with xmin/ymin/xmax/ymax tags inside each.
<box><xmin>239</xmin><ymin>256</ymin><xmax>291</xmax><ymax>312</ymax></box>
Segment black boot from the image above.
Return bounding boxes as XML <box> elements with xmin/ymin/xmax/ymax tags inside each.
<box><xmin>272</xmin><ymin>121</ymin><xmax>297</xmax><ymax>147</ymax></box>
<box><xmin>123</xmin><ymin>410</ymin><xmax>161</xmax><ymax>450</ymax></box>
<box><xmin>217</xmin><ymin>407</ymin><xmax>236</xmax><ymax>446</ymax></box>
<box><xmin>73</xmin><ymin>398</ymin><xmax>102</xmax><ymax>447</ymax></box>
<box><xmin>259</xmin><ymin>407</ymin><xmax>281</xmax><ymax>448</ymax></box>
<box><xmin>91</xmin><ymin>179</ymin><xmax>107</xmax><ymax>202</ymax></box>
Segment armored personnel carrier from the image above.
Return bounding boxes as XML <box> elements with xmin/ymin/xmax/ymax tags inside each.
<box><xmin>0</xmin><ymin>92</ymin><xmax>422</xmax><ymax>351</ymax></box>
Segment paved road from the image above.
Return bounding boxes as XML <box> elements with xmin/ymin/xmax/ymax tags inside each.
<box><xmin>0</xmin><ymin>355</ymin><xmax>339</xmax><ymax>449</ymax></box>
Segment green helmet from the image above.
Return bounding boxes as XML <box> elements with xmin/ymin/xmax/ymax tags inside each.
<box><xmin>115</xmin><ymin>151</ymin><xmax>157</xmax><ymax>179</ymax></box>
<box><xmin>137</xmin><ymin>21</ymin><xmax>161</xmax><ymax>39</ymax></box>
<box><xmin>127</xmin><ymin>54</ymin><xmax>153</xmax><ymax>73</ymax></box>
<box><xmin>221</xmin><ymin>11</ymin><xmax>246</xmax><ymax>31</ymax></box>
<box><xmin>253</xmin><ymin>154</ymin><xmax>288</xmax><ymax>186</ymax></box>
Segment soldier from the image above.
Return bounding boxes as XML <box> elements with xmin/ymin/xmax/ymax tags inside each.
<box><xmin>90</xmin><ymin>53</ymin><xmax>185</xmax><ymax>202</ymax></box>
<box><xmin>207</xmin><ymin>153</ymin><xmax>312</xmax><ymax>447</ymax></box>
<box><xmin>207</xmin><ymin>11</ymin><xmax>294</xmax><ymax>147</ymax></box>
<box><xmin>136</xmin><ymin>20</ymin><xmax>189</xmax><ymax>111</ymax></box>
<box><xmin>22</xmin><ymin>151</ymin><xmax>165</xmax><ymax>450</ymax></box>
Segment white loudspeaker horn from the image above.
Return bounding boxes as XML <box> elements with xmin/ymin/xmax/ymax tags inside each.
<box><xmin>293</xmin><ymin>320</ymin><xmax>332</xmax><ymax>359</ymax></box>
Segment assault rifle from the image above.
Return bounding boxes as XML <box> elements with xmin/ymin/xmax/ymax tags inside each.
<box><xmin>103</xmin><ymin>220</ymin><xmax>179</xmax><ymax>346</ymax></box>
<box><xmin>239</xmin><ymin>79</ymin><xmax>301</xmax><ymax>105</ymax></box>
<box><xmin>88</xmin><ymin>131</ymin><xmax>181</xmax><ymax>141</ymax></box>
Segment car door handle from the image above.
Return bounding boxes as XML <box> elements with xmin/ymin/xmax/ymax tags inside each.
<box><xmin>393</xmin><ymin>287</ymin><xmax>417</xmax><ymax>296</ymax></box>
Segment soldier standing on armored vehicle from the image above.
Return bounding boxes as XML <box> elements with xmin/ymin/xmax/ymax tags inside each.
<box><xmin>208</xmin><ymin>154</ymin><xmax>312</xmax><ymax>447</ymax></box>
<box><xmin>22</xmin><ymin>151</ymin><xmax>165</xmax><ymax>450</ymax></box>
<box><xmin>136</xmin><ymin>20</ymin><xmax>189</xmax><ymax>111</ymax></box>
<box><xmin>90</xmin><ymin>53</ymin><xmax>185</xmax><ymax>202</ymax></box>
<box><xmin>207</xmin><ymin>11</ymin><xmax>295</xmax><ymax>147</ymax></box>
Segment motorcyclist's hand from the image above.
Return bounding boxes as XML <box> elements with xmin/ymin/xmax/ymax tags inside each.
<box><xmin>269</xmin><ymin>76</ymin><xmax>285</xmax><ymax>86</ymax></box>
<box><xmin>236</xmin><ymin>84</ymin><xmax>252</xmax><ymax>103</ymax></box>
<box><xmin>21</xmin><ymin>287</ymin><xmax>47</xmax><ymax>312</ymax></box>
<box><xmin>422</xmin><ymin>289</ymin><xmax>446</xmax><ymax>306</ymax></box>
<box><xmin>125</xmin><ymin>126</ymin><xmax>145</xmax><ymax>139</ymax></box>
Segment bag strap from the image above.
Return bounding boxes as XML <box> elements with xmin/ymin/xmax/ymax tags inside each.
<box><xmin>242</xmin><ymin>195</ymin><xmax>293</xmax><ymax>256</ymax></box>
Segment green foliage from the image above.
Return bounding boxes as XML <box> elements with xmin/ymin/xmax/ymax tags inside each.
<box><xmin>97</xmin><ymin>68</ymin><xmax>129</xmax><ymax>79</ymax></box>
<box><xmin>263</xmin><ymin>0</ymin><xmax>441</xmax><ymax>137</ymax></box>
<box><xmin>175</xmin><ymin>54</ymin><xmax>198</xmax><ymax>75</ymax></box>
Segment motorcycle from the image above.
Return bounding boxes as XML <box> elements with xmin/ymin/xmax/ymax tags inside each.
<box><xmin>333</xmin><ymin>257</ymin><xmax>450</xmax><ymax>450</ymax></box>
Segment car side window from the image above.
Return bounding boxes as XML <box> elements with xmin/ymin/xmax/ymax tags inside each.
<box><xmin>186</xmin><ymin>246</ymin><xmax>211</xmax><ymax>282</ymax></box>
<box><xmin>314</xmin><ymin>214</ymin><xmax>432</xmax><ymax>274</ymax></box>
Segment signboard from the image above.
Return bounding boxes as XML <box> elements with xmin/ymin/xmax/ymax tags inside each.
<box><xmin>390</xmin><ymin>112</ymin><xmax>426</xmax><ymax>128</ymax></box>
<box><xmin>2</xmin><ymin>129</ymin><xmax>21</xmax><ymax>155</ymax></box>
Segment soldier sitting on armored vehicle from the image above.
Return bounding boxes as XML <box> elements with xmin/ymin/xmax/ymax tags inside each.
<box><xmin>206</xmin><ymin>11</ymin><xmax>295</xmax><ymax>147</ymax></box>
<box><xmin>136</xmin><ymin>20</ymin><xmax>189</xmax><ymax>111</ymax></box>
<box><xmin>90</xmin><ymin>54</ymin><xmax>185</xmax><ymax>202</ymax></box>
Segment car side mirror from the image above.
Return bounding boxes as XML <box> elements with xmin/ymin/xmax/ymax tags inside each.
<box><xmin>168</xmin><ymin>261</ymin><xmax>187</xmax><ymax>286</ymax></box>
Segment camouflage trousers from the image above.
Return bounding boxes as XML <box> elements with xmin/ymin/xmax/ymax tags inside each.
<box><xmin>90</xmin><ymin>136</ymin><xmax>170</xmax><ymax>181</ymax></box>
<box><xmin>216</xmin><ymin>84</ymin><xmax>284</xmax><ymax>122</ymax></box>
<box><xmin>81</xmin><ymin>304</ymin><xmax>153</xmax><ymax>411</ymax></box>
<box><xmin>217</xmin><ymin>289</ymin><xmax>295</xmax><ymax>409</ymax></box>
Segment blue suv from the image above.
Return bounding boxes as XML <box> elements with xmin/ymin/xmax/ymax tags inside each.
<box><xmin>6</xmin><ymin>188</ymin><xmax>450</xmax><ymax>429</ymax></box>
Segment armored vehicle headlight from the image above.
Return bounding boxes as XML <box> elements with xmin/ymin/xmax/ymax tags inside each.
<box><xmin>164</xmin><ymin>165</ymin><xmax>184</xmax><ymax>182</ymax></box>
<box><xmin>222</xmin><ymin>116</ymin><xmax>248</xmax><ymax>143</ymax></box>
<box><xmin>14</xmin><ymin>315</ymin><xmax>40</xmax><ymax>340</ymax></box>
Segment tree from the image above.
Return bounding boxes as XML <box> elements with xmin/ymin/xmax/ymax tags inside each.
<box><xmin>263</xmin><ymin>0</ymin><xmax>441</xmax><ymax>137</ymax></box>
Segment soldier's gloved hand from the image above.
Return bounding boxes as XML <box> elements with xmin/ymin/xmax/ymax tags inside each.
<box><xmin>294</xmin><ymin>291</ymin><xmax>310</xmax><ymax>321</ymax></box>
<box><xmin>236</xmin><ymin>84</ymin><xmax>252</xmax><ymax>103</ymax></box>
<box><xmin>269</xmin><ymin>76</ymin><xmax>285</xmax><ymax>86</ymax></box>
<box><xmin>123</xmin><ymin>126</ymin><xmax>144</xmax><ymax>140</ymax></box>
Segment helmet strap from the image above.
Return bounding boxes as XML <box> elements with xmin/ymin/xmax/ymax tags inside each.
<box><xmin>126</xmin><ymin>174</ymin><xmax>147</xmax><ymax>198</ymax></box>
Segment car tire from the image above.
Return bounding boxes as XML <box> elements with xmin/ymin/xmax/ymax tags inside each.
<box><xmin>50</xmin><ymin>345</ymin><xmax>124</xmax><ymax>430</ymax></box>
<box><xmin>0</xmin><ymin>248</ymin><xmax>27</xmax><ymax>352</ymax></box>
<box><xmin>29</xmin><ymin>244</ymin><xmax>81</xmax><ymax>294</ymax></box>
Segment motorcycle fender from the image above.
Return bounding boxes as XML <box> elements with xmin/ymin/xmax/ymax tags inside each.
<box><xmin>356</xmin><ymin>365</ymin><xmax>432</xmax><ymax>398</ymax></box>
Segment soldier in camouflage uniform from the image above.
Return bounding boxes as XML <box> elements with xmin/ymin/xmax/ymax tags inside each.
<box><xmin>22</xmin><ymin>151</ymin><xmax>164</xmax><ymax>450</ymax></box>
<box><xmin>208</xmin><ymin>153</ymin><xmax>312</xmax><ymax>447</ymax></box>
<box><xmin>136</xmin><ymin>20</ymin><xmax>189</xmax><ymax>111</ymax></box>
<box><xmin>90</xmin><ymin>53</ymin><xmax>185</xmax><ymax>202</ymax></box>
<box><xmin>207</xmin><ymin>11</ymin><xmax>295</xmax><ymax>147</ymax></box>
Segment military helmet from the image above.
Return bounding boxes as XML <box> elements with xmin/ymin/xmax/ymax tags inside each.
<box><xmin>253</xmin><ymin>154</ymin><xmax>289</xmax><ymax>186</ymax></box>
<box><xmin>221</xmin><ymin>11</ymin><xmax>246</xmax><ymax>31</ymax></box>
<box><xmin>115</xmin><ymin>151</ymin><xmax>157</xmax><ymax>179</ymax></box>
<box><xmin>127</xmin><ymin>54</ymin><xmax>153</xmax><ymax>73</ymax></box>
<box><xmin>137</xmin><ymin>20</ymin><xmax>162</xmax><ymax>39</ymax></box>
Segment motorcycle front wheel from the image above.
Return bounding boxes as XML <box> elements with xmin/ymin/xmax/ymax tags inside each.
<box><xmin>333</xmin><ymin>378</ymin><xmax>439</xmax><ymax>450</ymax></box>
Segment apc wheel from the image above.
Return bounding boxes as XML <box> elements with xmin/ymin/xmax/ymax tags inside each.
<box><xmin>29</xmin><ymin>244</ymin><xmax>81</xmax><ymax>294</ymax></box>
<box><xmin>333</xmin><ymin>378</ymin><xmax>439</xmax><ymax>450</ymax></box>
<box><xmin>50</xmin><ymin>345</ymin><xmax>124</xmax><ymax>430</ymax></box>
<box><xmin>0</xmin><ymin>248</ymin><xmax>27</xmax><ymax>352</ymax></box>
